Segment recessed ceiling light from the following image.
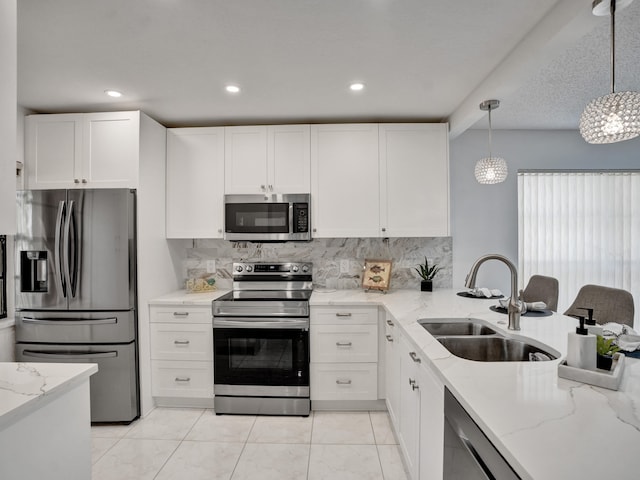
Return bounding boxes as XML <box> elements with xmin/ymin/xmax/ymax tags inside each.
<box><xmin>349</xmin><ymin>83</ymin><xmax>365</xmax><ymax>92</ymax></box>
<box><xmin>104</xmin><ymin>89</ymin><xmax>123</xmax><ymax>98</ymax></box>
<box><xmin>226</xmin><ymin>85</ymin><xmax>240</xmax><ymax>93</ymax></box>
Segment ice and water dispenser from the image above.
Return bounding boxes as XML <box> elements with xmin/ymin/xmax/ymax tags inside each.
<box><xmin>20</xmin><ymin>251</ymin><xmax>48</xmax><ymax>293</ymax></box>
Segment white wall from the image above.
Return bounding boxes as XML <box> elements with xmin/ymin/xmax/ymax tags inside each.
<box><xmin>450</xmin><ymin>129</ymin><xmax>640</xmax><ymax>298</ymax></box>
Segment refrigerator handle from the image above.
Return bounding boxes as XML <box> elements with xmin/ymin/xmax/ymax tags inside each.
<box><xmin>63</xmin><ymin>199</ymin><xmax>79</xmax><ymax>298</ymax></box>
<box><xmin>54</xmin><ymin>200</ymin><xmax>67</xmax><ymax>298</ymax></box>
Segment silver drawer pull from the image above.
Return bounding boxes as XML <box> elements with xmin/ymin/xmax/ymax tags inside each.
<box><xmin>386</xmin><ymin>319</ymin><xmax>394</xmax><ymax>326</ymax></box>
<box><xmin>174</xmin><ymin>340</ymin><xmax>190</xmax><ymax>345</ymax></box>
<box><xmin>385</xmin><ymin>334</ymin><xmax>393</xmax><ymax>342</ymax></box>
<box><xmin>412</xmin><ymin>383</ymin><xmax>419</xmax><ymax>391</ymax></box>
<box><xmin>336</xmin><ymin>379</ymin><xmax>352</xmax><ymax>385</ymax></box>
<box><xmin>174</xmin><ymin>377</ymin><xmax>191</xmax><ymax>382</ymax></box>
<box><xmin>336</xmin><ymin>341</ymin><xmax>353</xmax><ymax>347</ymax></box>
<box><xmin>409</xmin><ymin>378</ymin><xmax>416</xmax><ymax>386</ymax></box>
<box><xmin>335</xmin><ymin>313</ymin><xmax>352</xmax><ymax>317</ymax></box>
<box><xmin>173</xmin><ymin>312</ymin><xmax>189</xmax><ymax>317</ymax></box>
<box><xmin>409</xmin><ymin>351</ymin><xmax>421</xmax><ymax>363</ymax></box>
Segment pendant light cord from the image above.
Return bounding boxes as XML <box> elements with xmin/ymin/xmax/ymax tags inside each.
<box><xmin>487</xmin><ymin>105</ymin><xmax>493</xmax><ymax>159</ymax></box>
<box><xmin>610</xmin><ymin>0</ymin><xmax>616</xmax><ymax>93</ymax></box>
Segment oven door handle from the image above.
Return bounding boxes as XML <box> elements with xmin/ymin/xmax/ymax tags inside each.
<box><xmin>213</xmin><ymin>318</ymin><xmax>309</xmax><ymax>329</ymax></box>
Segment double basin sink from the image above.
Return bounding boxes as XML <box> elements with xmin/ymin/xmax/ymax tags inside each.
<box><xmin>419</xmin><ymin>318</ymin><xmax>558</xmax><ymax>362</ymax></box>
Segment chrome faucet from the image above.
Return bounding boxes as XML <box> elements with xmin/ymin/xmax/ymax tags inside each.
<box><xmin>465</xmin><ymin>254</ymin><xmax>522</xmax><ymax>330</ymax></box>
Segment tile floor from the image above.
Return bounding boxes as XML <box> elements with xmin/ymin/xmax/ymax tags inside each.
<box><xmin>91</xmin><ymin>409</ymin><xmax>408</xmax><ymax>480</ymax></box>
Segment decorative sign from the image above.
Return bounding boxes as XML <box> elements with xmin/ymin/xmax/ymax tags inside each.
<box><xmin>362</xmin><ymin>259</ymin><xmax>392</xmax><ymax>291</ymax></box>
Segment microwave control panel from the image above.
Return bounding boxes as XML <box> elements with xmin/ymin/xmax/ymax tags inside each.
<box><xmin>293</xmin><ymin>203</ymin><xmax>309</xmax><ymax>233</ymax></box>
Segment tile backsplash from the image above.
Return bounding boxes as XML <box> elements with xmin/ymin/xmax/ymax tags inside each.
<box><xmin>179</xmin><ymin>237</ymin><xmax>452</xmax><ymax>291</ymax></box>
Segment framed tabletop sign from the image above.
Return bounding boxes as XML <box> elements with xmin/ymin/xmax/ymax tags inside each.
<box><xmin>362</xmin><ymin>259</ymin><xmax>392</xmax><ymax>291</ymax></box>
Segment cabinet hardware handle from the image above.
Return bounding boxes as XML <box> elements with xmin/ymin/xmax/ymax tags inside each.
<box><xmin>336</xmin><ymin>341</ymin><xmax>352</xmax><ymax>347</ymax></box>
<box><xmin>173</xmin><ymin>312</ymin><xmax>189</xmax><ymax>316</ymax></box>
<box><xmin>268</xmin><ymin>185</ymin><xmax>273</xmax><ymax>191</ymax></box>
<box><xmin>385</xmin><ymin>334</ymin><xmax>393</xmax><ymax>342</ymax></box>
<box><xmin>336</xmin><ymin>379</ymin><xmax>352</xmax><ymax>385</ymax></box>
<box><xmin>412</xmin><ymin>383</ymin><xmax>420</xmax><ymax>391</ymax></box>
<box><xmin>174</xmin><ymin>340</ymin><xmax>190</xmax><ymax>345</ymax></box>
<box><xmin>174</xmin><ymin>377</ymin><xmax>191</xmax><ymax>382</ymax></box>
<box><xmin>218</xmin><ymin>229</ymin><xmax>222</xmax><ymax>233</ymax></box>
<box><xmin>386</xmin><ymin>319</ymin><xmax>394</xmax><ymax>326</ymax></box>
<box><xmin>74</xmin><ymin>179</ymin><xmax>80</xmax><ymax>184</ymax></box>
<box><xmin>381</xmin><ymin>227</ymin><xmax>386</xmax><ymax>232</ymax></box>
<box><xmin>82</xmin><ymin>179</ymin><xmax>88</xmax><ymax>184</ymax></box>
<box><xmin>409</xmin><ymin>378</ymin><xmax>416</xmax><ymax>386</ymax></box>
<box><xmin>260</xmin><ymin>184</ymin><xmax>266</xmax><ymax>191</ymax></box>
<box><xmin>335</xmin><ymin>312</ymin><xmax>352</xmax><ymax>317</ymax></box>
<box><xmin>409</xmin><ymin>351</ymin><xmax>421</xmax><ymax>363</ymax></box>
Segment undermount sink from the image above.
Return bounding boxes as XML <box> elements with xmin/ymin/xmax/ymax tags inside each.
<box><xmin>418</xmin><ymin>317</ymin><xmax>558</xmax><ymax>362</ymax></box>
<box><xmin>418</xmin><ymin>318</ymin><xmax>498</xmax><ymax>336</ymax></box>
<box><xmin>436</xmin><ymin>336</ymin><xmax>558</xmax><ymax>362</ymax></box>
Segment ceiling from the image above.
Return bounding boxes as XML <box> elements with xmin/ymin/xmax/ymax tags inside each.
<box><xmin>16</xmin><ymin>0</ymin><xmax>640</xmax><ymax>136</ymax></box>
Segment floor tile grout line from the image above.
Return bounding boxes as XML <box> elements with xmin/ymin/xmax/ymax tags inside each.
<box><xmin>228</xmin><ymin>413</ymin><xmax>258</xmax><ymax>480</ymax></box>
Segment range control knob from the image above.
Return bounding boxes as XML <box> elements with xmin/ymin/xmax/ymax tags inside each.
<box><xmin>235</xmin><ymin>265</ymin><xmax>243</xmax><ymax>272</ymax></box>
<box><xmin>292</xmin><ymin>265</ymin><xmax>299</xmax><ymax>272</ymax></box>
<box><xmin>302</xmin><ymin>265</ymin><xmax>309</xmax><ymax>273</ymax></box>
<box><xmin>245</xmin><ymin>265</ymin><xmax>253</xmax><ymax>272</ymax></box>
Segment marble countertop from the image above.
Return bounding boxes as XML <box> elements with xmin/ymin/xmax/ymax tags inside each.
<box><xmin>0</xmin><ymin>362</ymin><xmax>98</xmax><ymax>430</ymax></box>
<box><xmin>149</xmin><ymin>287</ymin><xmax>640</xmax><ymax>479</ymax></box>
<box><xmin>148</xmin><ymin>289</ymin><xmax>230</xmax><ymax>305</ymax></box>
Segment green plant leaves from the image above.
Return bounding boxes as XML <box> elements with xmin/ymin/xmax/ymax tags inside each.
<box><xmin>414</xmin><ymin>256</ymin><xmax>442</xmax><ymax>281</ymax></box>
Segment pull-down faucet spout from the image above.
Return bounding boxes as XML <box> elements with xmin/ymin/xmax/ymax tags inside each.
<box><xmin>465</xmin><ymin>254</ymin><xmax>522</xmax><ymax>331</ymax></box>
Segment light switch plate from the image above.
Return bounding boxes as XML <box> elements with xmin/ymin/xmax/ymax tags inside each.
<box><xmin>206</xmin><ymin>260</ymin><xmax>216</xmax><ymax>273</ymax></box>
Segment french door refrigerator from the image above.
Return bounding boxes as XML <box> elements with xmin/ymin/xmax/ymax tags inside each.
<box><xmin>15</xmin><ymin>189</ymin><xmax>139</xmax><ymax>423</ymax></box>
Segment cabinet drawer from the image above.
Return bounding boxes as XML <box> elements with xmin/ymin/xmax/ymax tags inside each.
<box><xmin>310</xmin><ymin>362</ymin><xmax>378</xmax><ymax>401</ymax></box>
<box><xmin>150</xmin><ymin>306</ymin><xmax>211</xmax><ymax>324</ymax></box>
<box><xmin>150</xmin><ymin>323</ymin><xmax>212</xmax><ymax>361</ymax></box>
<box><xmin>311</xmin><ymin>305</ymin><xmax>378</xmax><ymax>325</ymax></box>
<box><xmin>311</xmin><ymin>324</ymin><xmax>378</xmax><ymax>363</ymax></box>
<box><xmin>151</xmin><ymin>360</ymin><xmax>213</xmax><ymax>398</ymax></box>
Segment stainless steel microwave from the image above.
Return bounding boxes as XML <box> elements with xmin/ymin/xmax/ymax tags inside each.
<box><xmin>224</xmin><ymin>194</ymin><xmax>311</xmax><ymax>242</ymax></box>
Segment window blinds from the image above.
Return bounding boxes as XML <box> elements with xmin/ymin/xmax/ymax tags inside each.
<box><xmin>518</xmin><ymin>171</ymin><xmax>640</xmax><ymax>322</ymax></box>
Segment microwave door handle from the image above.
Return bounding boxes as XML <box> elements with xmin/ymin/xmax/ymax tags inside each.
<box><xmin>54</xmin><ymin>200</ymin><xmax>67</xmax><ymax>298</ymax></box>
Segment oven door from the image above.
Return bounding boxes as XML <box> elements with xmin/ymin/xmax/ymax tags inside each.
<box><xmin>213</xmin><ymin>319</ymin><xmax>310</xmax><ymax>395</ymax></box>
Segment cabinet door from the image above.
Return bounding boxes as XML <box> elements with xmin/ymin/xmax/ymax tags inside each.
<box><xmin>267</xmin><ymin>125</ymin><xmax>310</xmax><ymax>193</ymax></box>
<box><xmin>25</xmin><ymin>114</ymin><xmax>83</xmax><ymax>189</ymax></box>
<box><xmin>379</xmin><ymin>123</ymin><xmax>450</xmax><ymax>237</ymax></box>
<box><xmin>82</xmin><ymin>111</ymin><xmax>139</xmax><ymax>188</ymax></box>
<box><xmin>224</xmin><ymin>126</ymin><xmax>268</xmax><ymax>193</ymax></box>
<box><xmin>166</xmin><ymin>127</ymin><xmax>225</xmax><ymax>238</ymax></box>
<box><xmin>311</xmin><ymin>124</ymin><xmax>379</xmax><ymax>238</ymax></box>
<box><xmin>418</xmin><ymin>360</ymin><xmax>444</xmax><ymax>480</ymax></box>
<box><xmin>399</xmin><ymin>335</ymin><xmax>422</xmax><ymax>480</ymax></box>
<box><xmin>384</xmin><ymin>315</ymin><xmax>401</xmax><ymax>428</ymax></box>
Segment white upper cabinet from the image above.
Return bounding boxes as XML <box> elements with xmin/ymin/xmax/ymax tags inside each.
<box><xmin>166</xmin><ymin>127</ymin><xmax>225</xmax><ymax>238</ymax></box>
<box><xmin>311</xmin><ymin>124</ymin><xmax>380</xmax><ymax>238</ymax></box>
<box><xmin>224</xmin><ymin>125</ymin><xmax>310</xmax><ymax>194</ymax></box>
<box><xmin>25</xmin><ymin>111</ymin><xmax>140</xmax><ymax>189</ymax></box>
<box><xmin>379</xmin><ymin>123</ymin><xmax>450</xmax><ymax>237</ymax></box>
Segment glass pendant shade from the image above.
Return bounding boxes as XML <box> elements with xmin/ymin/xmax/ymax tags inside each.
<box><xmin>580</xmin><ymin>0</ymin><xmax>640</xmax><ymax>144</ymax></box>
<box><xmin>580</xmin><ymin>91</ymin><xmax>640</xmax><ymax>144</ymax></box>
<box><xmin>475</xmin><ymin>157</ymin><xmax>508</xmax><ymax>184</ymax></box>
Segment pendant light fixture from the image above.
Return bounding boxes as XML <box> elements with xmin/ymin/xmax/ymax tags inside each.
<box><xmin>579</xmin><ymin>0</ymin><xmax>640</xmax><ymax>144</ymax></box>
<box><xmin>475</xmin><ymin>99</ymin><xmax>507</xmax><ymax>185</ymax></box>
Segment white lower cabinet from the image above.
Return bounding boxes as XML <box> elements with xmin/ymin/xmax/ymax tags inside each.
<box><xmin>310</xmin><ymin>305</ymin><xmax>378</xmax><ymax>403</ymax></box>
<box><xmin>149</xmin><ymin>305</ymin><xmax>213</xmax><ymax>406</ymax></box>
<box><xmin>389</xmin><ymin>328</ymin><xmax>444</xmax><ymax>480</ymax></box>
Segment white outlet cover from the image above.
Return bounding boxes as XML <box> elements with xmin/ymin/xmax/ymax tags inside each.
<box><xmin>340</xmin><ymin>260</ymin><xmax>349</xmax><ymax>273</ymax></box>
<box><xmin>206</xmin><ymin>260</ymin><xmax>216</xmax><ymax>273</ymax></box>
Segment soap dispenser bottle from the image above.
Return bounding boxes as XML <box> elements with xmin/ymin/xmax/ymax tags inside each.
<box><xmin>566</xmin><ymin>315</ymin><xmax>596</xmax><ymax>370</ymax></box>
<box><xmin>579</xmin><ymin>307</ymin><xmax>603</xmax><ymax>336</ymax></box>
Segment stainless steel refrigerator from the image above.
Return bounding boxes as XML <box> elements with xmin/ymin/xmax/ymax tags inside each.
<box><xmin>15</xmin><ymin>189</ymin><xmax>139</xmax><ymax>423</ymax></box>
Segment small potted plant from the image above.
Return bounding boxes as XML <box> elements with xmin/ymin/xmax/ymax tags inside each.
<box><xmin>596</xmin><ymin>335</ymin><xmax>620</xmax><ymax>371</ymax></box>
<box><xmin>414</xmin><ymin>257</ymin><xmax>442</xmax><ymax>292</ymax></box>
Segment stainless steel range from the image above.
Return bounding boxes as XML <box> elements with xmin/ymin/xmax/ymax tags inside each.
<box><xmin>212</xmin><ymin>262</ymin><xmax>312</xmax><ymax>416</ymax></box>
